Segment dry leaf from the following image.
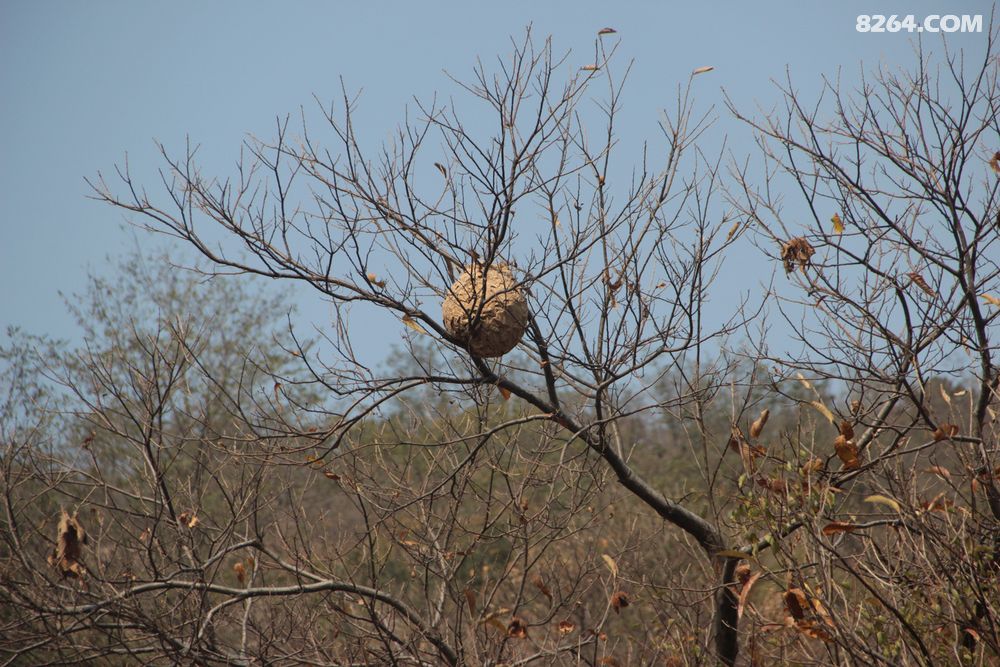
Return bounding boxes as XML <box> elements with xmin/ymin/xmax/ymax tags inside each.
<box><xmin>715</xmin><ymin>549</ymin><xmax>753</xmax><ymax>559</ymax></box>
<box><xmin>734</xmin><ymin>562</ymin><xmax>752</xmax><ymax>585</ymax></box>
<box><xmin>831</xmin><ymin>213</ymin><xmax>844</xmax><ymax>234</ymax></box>
<box><xmin>737</xmin><ymin>572</ymin><xmax>763</xmax><ymax>620</ymax></box>
<box><xmin>48</xmin><ymin>510</ymin><xmax>87</xmax><ymax>579</ymax></box>
<box><xmin>822</xmin><ymin>521</ymin><xmax>858</xmax><ymax>536</ymax></box>
<box><xmin>939</xmin><ymin>383</ymin><xmax>952</xmax><ymax>405</ymax></box>
<box><xmin>795</xmin><ymin>372</ymin><xmax>814</xmax><ymax>390</ymax></box>
<box><xmin>187</xmin><ymin>514</ymin><xmax>200</xmax><ymax>529</ymax></box>
<box><xmin>834</xmin><ymin>435</ymin><xmax>861</xmax><ymax>470</ymax></box>
<box><xmin>781</xmin><ymin>237</ymin><xmax>815</xmax><ymax>274</ymax></box>
<box><xmin>600</xmin><ymin>658</ymin><xmax>622</xmax><ymax>667</ymax></box>
<box><xmin>610</xmin><ymin>590</ymin><xmax>630</xmax><ymax>613</ymax></box>
<box><xmin>796</xmin><ymin>619</ymin><xmax>834</xmax><ymax>642</ymax></box>
<box><xmin>234</xmin><ymin>561</ymin><xmax>246</xmax><ymax>584</ymax></box>
<box><xmin>598</xmin><ymin>27</ymin><xmax>617</xmax><ymax>35</ymax></box>
<box><xmin>434</xmin><ymin>162</ymin><xmax>447</xmax><ymax>178</ymax></box>
<box><xmin>498</xmin><ymin>384</ymin><xmax>511</xmax><ymax>401</ymax></box>
<box><xmin>366</xmin><ymin>272</ymin><xmax>386</xmax><ymax>288</ymax></box>
<box><xmin>749</xmin><ymin>409</ymin><xmax>770</xmax><ymax>439</ymax></box>
<box><xmin>323</xmin><ymin>470</ymin><xmax>340</xmax><ymax>481</ymax></box>
<box><xmin>507</xmin><ymin>617</ymin><xmax>529</xmax><ymax>638</ymax></box>
<box><xmin>558</xmin><ymin>619</ymin><xmax>575</xmax><ymax>634</ymax></box>
<box><xmin>865</xmin><ymin>494</ymin><xmax>902</xmax><ymax>512</ymax></box>
<box><xmin>925</xmin><ymin>465</ymin><xmax>951</xmax><ymax>479</ymax></box>
<box><xmin>838</xmin><ymin>421</ymin><xmax>855</xmax><ymax>440</ymax></box>
<box><xmin>921</xmin><ymin>494</ymin><xmax>955</xmax><ymax>513</ymax></box>
<box><xmin>757</xmin><ymin>476</ymin><xmax>787</xmax><ymax>494</ymax></box>
<box><xmin>532</xmin><ymin>576</ymin><xmax>553</xmax><ymax>604</ymax></box>
<box><xmin>726</xmin><ymin>220</ymin><xmax>741</xmax><ymax>241</ymax></box>
<box><xmin>784</xmin><ymin>588</ymin><xmax>808</xmax><ymax>620</ymax></box>
<box><xmin>692</xmin><ymin>65</ymin><xmax>715</xmax><ymax>75</ymax></box>
<box><xmin>401</xmin><ymin>314</ymin><xmax>428</xmax><ymax>335</ymax></box>
<box><xmin>811</xmin><ymin>596</ymin><xmax>834</xmax><ymax>628</ymax></box>
<box><xmin>811</xmin><ymin>400</ymin><xmax>835</xmax><ymax>424</ymax></box>
<box><xmin>601</xmin><ymin>554</ymin><xmax>619</xmax><ymax>577</ymax></box>
<box><xmin>932</xmin><ymin>424</ymin><xmax>959</xmax><ymax>442</ymax></box>
<box><xmin>800</xmin><ymin>458</ymin><xmax>824</xmax><ymax>476</ymax></box>
<box><xmin>989</xmin><ymin>151</ymin><xmax>1000</xmax><ymax>175</ymax></box>
<box><xmin>908</xmin><ymin>272</ymin><xmax>936</xmax><ymax>297</ymax></box>
<box><xmin>982</xmin><ymin>294</ymin><xmax>1000</xmax><ymax>307</ymax></box>
<box><xmin>581</xmin><ymin>64</ymin><xmax>599</xmax><ymax>71</ymax></box>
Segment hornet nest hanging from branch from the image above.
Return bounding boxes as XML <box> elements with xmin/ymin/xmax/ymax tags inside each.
<box><xmin>442</xmin><ymin>262</ymin><xmax>529</xmax><ymax>358</ymax></box>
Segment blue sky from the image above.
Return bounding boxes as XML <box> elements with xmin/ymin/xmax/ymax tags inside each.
<box><xmin>0</xmin><ymin>1</ymin><xmax>991</xmax><ymax>356</ymax></box>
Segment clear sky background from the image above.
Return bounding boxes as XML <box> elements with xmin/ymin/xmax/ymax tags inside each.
<box><xmin>0</xmin><ymin>1</ymin><xmax>992</xmax><ymax>357</ymax></box>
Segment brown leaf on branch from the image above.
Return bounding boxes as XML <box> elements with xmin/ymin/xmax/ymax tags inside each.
<box><xmin>507</xmin><ymin>616</ymin><xmax>529</xmax><ymax>638</ymax></box>
<box><xmin>908</xmin><ymin>272</ymin><xmax>936</xmax><ymax>297</ymax></box>
<box><xmin>822</xmin><ymin>521</ymin><xmax>858</xmax><ymax>536</ymax></box>
<box><xmin>601</xmin><ymin>553</ymin><xmax>619</xmax><ymax>577</ymax></box>
<box><xmin>989</xmin><ymin>151</ymin><xmax>1000</xmax><ymax>174</ymax></box>
<box><xmin>48</xmin><ymin>510</ymin><xmax>87</xmax><ymax>579</ymax></box>
<box><xmin>610</xmin><ymin>590</ymin><xmax>630</xmax><ymax>613</ymax></box>
<box><xmin>757</xmin><ymin>476</ymin><xmax>787</xmax><ymax>494</ymax></box>
<box><xmin>598</xmin><ymin>27</ymin><xmax>617</xmax><ymax>35</ymax></box>
<box><xmin>726</xmin><ymin>220</ymin><xmax>741</xmax><ymax>241</ymax></box>
<box><xmin>234</xmin><ymin>561</ymin><xmax>246</xmax><ymax>584</ymax></box>
<box><xmin>838</xmin><ymin>421</ymin><xmax>855</xmax><ymax>440</ymax></box>
<box><xmin>401</xmin><ymin>314</ymin><xmax>428</xmax><ymax>335</ymax></box>
<box><xmin>737</xmin><ymin>571</ymin><xmax>762</xmax><ymax>620</ymax></box>
<box><xmin>834</xmin><ymin>435</ymin><xmax>861</xmax><ymax>470</ymax></box>
<box><xmin>932</xmin><ymin>424</ymin><xmax>959</xmax><ymax>442</ymax></box>
<box><xmin>865</xmin><ymin>494</ymin><xmax>902</xmax><ymax>512</ymax></box>
<box><xmin>749</xmin><ymin>409</ymin><xmax>770</xmax><ymax>438</ymax></box>
<box><xmin>800</xmin><ymin>458</ymin><xmax>824</xmax><ymax>476</ymax></box>
<box><xmin>796</xmin><ymin>619</ymin><xmax>834</xmax><ymax>642</ymax></box>
<box><xmin>557</xmin><ymin>619</ymin><xmax>575</xmax><ymax>634</ymax></box>
<box><xmin>925</xmin><ymin>465</ymin><xmax>951</xmax><ymax>479</ymax></box>
<box><xmin>781</xmin><ymin>237</ymin><xmax>815</xmax><ymax>274</ymax></box>
<box><xmin>784</xmin><ymin>588</ymin><xmax>808</xmax><ymax>620</ymax></box>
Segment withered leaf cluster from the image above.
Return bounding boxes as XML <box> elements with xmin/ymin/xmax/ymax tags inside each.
<box><xmin>781</xmin><ymin>237</ymin><xmax>815</xmax><ymax>274</ymax></box>
<box><xmin>48</xmin><ymin>510</ymin><xmax>87</xmax><ymax>579</ymax></box>
<box><xmin>834</xmin><ymin>421</ymin><xmax>861</xmax><ymax>470</ymax></box>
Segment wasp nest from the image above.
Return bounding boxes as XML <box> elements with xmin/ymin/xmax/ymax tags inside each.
<box><xmin>442</xmin><ymin>263</ymin><xmax>528</xmax><ymax>358</ymax></box>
